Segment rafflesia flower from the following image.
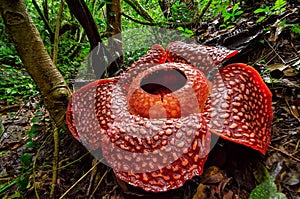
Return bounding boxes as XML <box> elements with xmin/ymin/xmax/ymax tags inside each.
<box><xmin>66</xmin><ymin>41</ymin><xmax>273</xmax><ymax>192</ymax></box>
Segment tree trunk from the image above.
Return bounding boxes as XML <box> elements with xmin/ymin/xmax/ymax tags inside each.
<box><xmin>0</xmin><ymin>0</ymin><xmax>71</xmax><ymax>132</ymax></box>
<box><xmin>65</xmin><ymin>0</ymin><xmax>108</xmax><ymax>79</ymax></box>
<box><xmin>106</xmin><ymin>0</ymin><xmax>123</xmax><ymax>77</ymax></box>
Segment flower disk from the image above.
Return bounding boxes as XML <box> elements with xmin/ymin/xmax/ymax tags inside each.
<box><xmin>127</xmin><ymin>63</ymin><xmax>210</xmax><ymax>119</ymax></box>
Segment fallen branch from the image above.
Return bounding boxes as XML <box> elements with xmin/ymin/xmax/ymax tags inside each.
<box><xmin>269</xmin><ymin>145</ymin><xmax>300</xmax><ymax>163</ymax></box>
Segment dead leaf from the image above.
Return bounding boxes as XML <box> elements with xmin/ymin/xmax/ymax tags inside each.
<box><xmin>266</xmin><ymin>63</ymin><xmax>289</xmax><ymax>71</ymax></box>
<box><xmin>283</xmin><ymin>68</ymin><xmax>299</xmax><ymax>77</ymax></box>
<box><xmin>201</xmin><ymin>166</ymin><xmax>225</xmax><ymax>184</ymax></box>
<box><xmin>192</xmin><ymin>184</ymin><xmax>209</xmax><ymax>199</ymax></box>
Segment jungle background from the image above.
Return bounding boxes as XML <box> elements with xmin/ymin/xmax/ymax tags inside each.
<box><xmin>0</xmin><ymin>0</ymin><xmax>299</xmax><ymax>198</ymax></box>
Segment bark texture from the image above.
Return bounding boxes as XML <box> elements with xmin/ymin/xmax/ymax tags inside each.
<box><xmin>0</xmin><ymin>0</ymin><xmax>71</xmax><ymax>132</ymax></box>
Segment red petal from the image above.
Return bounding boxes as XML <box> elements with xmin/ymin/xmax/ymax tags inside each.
<box><xmin>101</xmin><ymin>114</ymin><xmax>210</xmax><ymax>192</ymax></box>
<box><xmin>166</xmin><ymin>41</ymin><xmax>238</xmax><ymax>75</ymax></box>
<box><xmin>66</xmin><ymin>44</ymin><xmax>167</xmax><ymax>149</ymax></box>
<box><xmin>66</xmin><ymin>78</ymin><xmax>117</xmax><ymax>151</ymax></box>
<box><xmin>204</xmin><ymin>63</ymin><xmax>273</xmax><ymax>154</ymax></box>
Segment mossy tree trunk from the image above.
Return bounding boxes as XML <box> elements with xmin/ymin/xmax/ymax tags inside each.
<box><xmin>0</xmin><ymin>0</ymin><xmax>71</xmax><ymax>132</ymax></box>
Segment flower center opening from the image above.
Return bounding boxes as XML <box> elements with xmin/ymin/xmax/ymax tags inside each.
<box><xmin>140</xmin><ymin>68</ymin><xmax>187</xmax><ymax>95</ymax></box>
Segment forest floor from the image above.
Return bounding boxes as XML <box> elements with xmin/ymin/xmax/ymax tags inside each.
<box><xmin>1</xmin><ymin>6</ymin><xmax>300</xmax><ymax>199</ymax></box>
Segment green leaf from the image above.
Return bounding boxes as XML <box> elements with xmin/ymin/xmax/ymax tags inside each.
<box><xmin>222</xmin><ymin>13</ymin><xmax>231</xmax><ymax>22</ymax></box>
<box><xmin>184</xmin><ymin>29</ymin><xmax>193</xmax><ymax>34</ymax></box>
<box><xmin>279</xmin><ymin>19</ymin><xmax>286</xmax><ymax>27</ymax></box>
<box><xmin>224</xmin><ymin>16</ymin><xmax>230</xmax><ymax>22</ymax></box>
<box><xmin>177</xmin><ymin>27</ymin><xmax>184</xmax><ymax>31</ymax></box>
<box><xmin>235</xmin><ymin>10</ymin><xmax>244</xmax><ymax>16</ymax></box>
<box><xmin>17</xmin><ymin>174</ymin><xmax>30</xmax><ymax>191</ymax></box>
<box><xmin>2</xmin><ymin>191</ymin><xmax>21</xmax><ymax>199</ymax></box>
<box><xmin>249</xmin><ymin>178</ymin><xmax>288</xmax><ymax>199</ymax></box>
<box><xmin>257</xmin><ymin>16</ymin><xmax>267</xmax><ymax>23</ymax></box>
<box><xmin>27</xmin><ymin>124</ymin><xmax>38</xmax><ymax>138</ymax></box>
<box><xmin>253</xmin><ymin>162</ymin><xmax>270</xmax><ymax>184</ymax></box>
<box><xmin>290</xmin><ymin>24</ymin><xmax>300</xmax><ymax>34</ymax></box>
<box><xmin>222</xmin><ymin>12</ymin><xmax>230</xmax><ymax>17</ymax></box>
<box><xmin>25</xmin><ymin>141</ymin><xmax>37</xmax><ymax>149</ymax></box>
<box><xmin>270</xmin><ymin>192</ymin><xmax>288</xmax><ymax>199</ymax></box>
<box><xmin>31</xmin><ymin>117</ymin><xmax>41</xmax><ymax>123</ymax></box>
<box><xmin>254</xmin><ymin>8</ymin><xmax>267</xmax><ymax>14</ymax></box>
<box><xmin>273</xmin><ymin>0</ymin><xmax>286</xmax><ymax>11</ymax></box>
<box><xmin>233</xmin><ymin>3</ymin><xmax>239</xmax><ymax>12</ymax></box>
<box><xmin>20</xmin><ymin>153</ymin><xmax>32</xmax><ymax>167</ymax></box>
<box><xmin>0</xmin><ymin>150</ymin><xmax>8</xmax><ymax>157</ymax></box>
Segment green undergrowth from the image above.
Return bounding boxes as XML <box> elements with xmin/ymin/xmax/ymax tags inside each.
<box><xmin>0</xmin><ymin>64</ymin><xmax>39</xmax><ymax>104</ymax></box>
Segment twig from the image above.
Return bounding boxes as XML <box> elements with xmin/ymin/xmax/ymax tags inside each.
<box><xmin>50</xmin><ymin>2</ymin><xmax>64</xmax><ymax>196</ymax></box>
<box><xmin>0</xmin><ymin>104</ymin><xmax>20</xmax><ymax>113</ymax></box>
<box><xmin>198</xmin><ymin>0</ymin><xmax>212</xmax><ymax>19</ymax></box>
<box><xmin>122</xmin><ymin>12</ymin><xmax>211</xmax><ymax>28</ymax></box>
<box><xmin>59</xmin><ymin>160</ymin><xmax>101</xmax><ymax>199</ymax></box>
<box><xmin>52</xmin><ymin>0</ymin><xmax>65</xmax><ymax>65</ymax></box>
<box><xmin>31</xmin><ymin>0</ymin><xmax>54</xmax><ymax>40</ymax></box>
<box><xmin>121</xmin><ymin>13</ymin><xmax>160</xmax><ymax>26</ymax></box>
<box><xmin>253</xmin><ymin>48</ymin><xmax>274</xmax><ymax>66</ymax></box>
<box><xmin>265</xmin><ymin>39</ymin><xmax>287</xmax><ymax>64</ymax></box>
<box><xmin>89</xmin><ymin>168</ymin><xmax>110</xmax><ymax>199</ymax></box>
<box><xmin>50</xmin><ymin>125</ymin><xmax>59</xmax><ymax>198</ymax></box>
<box><xmin>284</xmin><ymin>97</ymin><xmax>300</xmax><ymax>122</ymax></box>
<box><xmin>86</xmin><ymin>158</ymin><xmax>98</xmax><ymax>196</ymax></box>
<box><xmin>269</xmin><ymin>145</ymin><xmax>300</xmax><ymax>162</ymax></box>
<box><xmin>33</xmin><ymin>134</ymin><xmax>52</xmax><ymax>199</ymax></box>
<box><xmin>123</xmin><ymin>0</ymin><xmax>154</xmax><ymax>22</ymax></box>
<box><xmin>57</xmin><ymin>152</ymin><xmax>90</xmax><ymax>170</ymax></box>
<box><xmin>295</xmin><ymin>140</ymin><xmax>300</xmax><ymax>154</ymax></box>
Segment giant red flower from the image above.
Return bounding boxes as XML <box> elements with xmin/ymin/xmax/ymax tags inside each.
<box><xmin>66</xmin><ymin>41</ymin><xmax>273</xmax><ymax>192</ymax></box>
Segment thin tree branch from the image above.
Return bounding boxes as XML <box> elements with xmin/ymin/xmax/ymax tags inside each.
<box><xmin>53</xmin><ymin>0</ymin><xmax>64</xmax><ymax>66</ymax></box>
<box><xmin>158</xmin><ymin>0</ymin><xmax>171</xmax><ymax>19</ymax></box>
<box><xmin>50</xmin><ymin>125</ymin><xmax>59</xmax><ymax>198</ymax></box>
<box><xmin>122</xmin><ymin>12</ymin><xmax>162</xmax><ymax>26</ymax></box>
<box><xmin>65</xmin><ymin>0</ymin><xmax>101</xmax><ymax>49</ymax></box>
<box><xmin>123</xmin><ymin>0</ymin><xmax>154</xmax><ymax>22</ymax></box>
<box><xmin>50</xmin><ymin>2</ymin><xmax>64</xmax><ymax>195</ymax></box>
<box><xmin>105</xmin><ymin>0</ymin><xmax>123</xmax><ymax>77</ymax></box>
<box><xmin>123</xmin><ymin>0</ymin><xmax>213</xmax><ymax>30</ymax></box>
<box><xmin>198</xmin><ymin>0</ymin><xmax>212</xmax><ymax>19</ymax></box>
<box><xmin>65</xmin><ymin>0</ymin><xmax>109</xmax><ymax>79</ymax></box>
<box><xmin>32</xmin><ymin>0</ymin><xmax>54</xmax><ymax>40</ymax></box>
<box><xmin>122</xmin><ymin>12</ymin><xmax>205</xmax><ymax>29</ymax></box>
<box><xmin>42</xmin><ymin>0</ymin><xmax>49</xmax><ymax>20</ymax></box>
